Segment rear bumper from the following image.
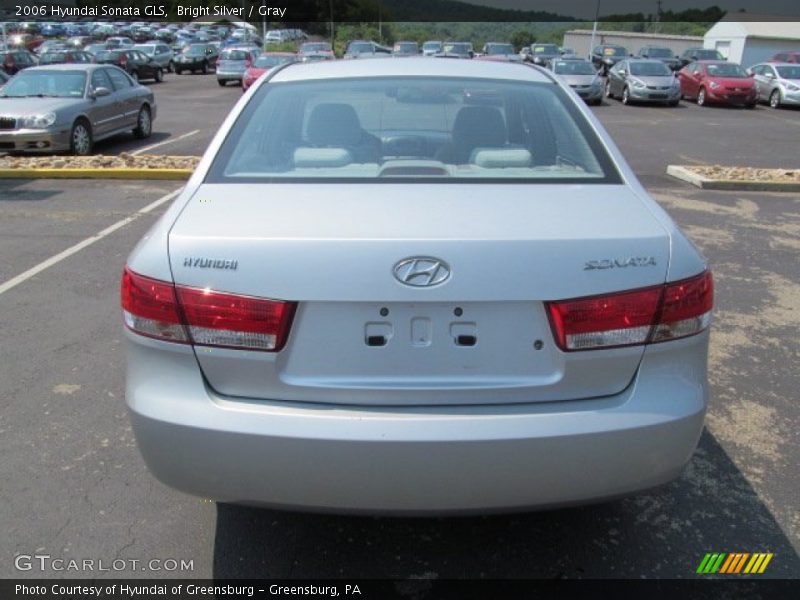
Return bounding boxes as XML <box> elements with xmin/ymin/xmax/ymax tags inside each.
<box><xmin>126</xmin><ymin>331</ymin><xmax>708</xmax><ymax>514</ymax></box>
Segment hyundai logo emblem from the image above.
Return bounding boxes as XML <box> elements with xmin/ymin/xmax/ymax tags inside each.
<box><xmin>393</xmin><ymin>257</ymin><xmax>451</xmax><ymax>287</ymax></box>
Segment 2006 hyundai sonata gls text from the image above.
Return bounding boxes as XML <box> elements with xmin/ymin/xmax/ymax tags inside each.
<box><xmin>122</xmin><ymin>58</ymin><xmax>713</xmax><ymax>514</ymax></box>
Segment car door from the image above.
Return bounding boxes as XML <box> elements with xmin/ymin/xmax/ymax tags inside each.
<box><xmin>680</xmin><ymin>63</ymin><xmax>699</xmax><ymax>98</ymax></box>
<box><xmin>88</xmin><ymin>68</ymin><xmax>119</xmax><ymax>137</ymax></box>
<box><xmin>105</xmin><ymin>67</ymin><xmax>139</xmax><ymax>129</ymax></box>
<box><xmin>763</xmin><ymin>64</ymin><xmax>780</xmax><ymax>99</ymax></box>
<box><xmin>750</xmin><ymin>65</ymin><xmax>767</xmax><ymax>100</ymax></box>
<box><xmin>610</xmin><ymin>60</ymin><xmax>626</xmax><ymax>96</ymax></box>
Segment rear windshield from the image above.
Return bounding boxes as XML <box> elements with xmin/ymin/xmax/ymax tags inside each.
<box><xmin>254</xmin><ymin>54</ymin><xmax>294</xmax><ymax>68</ymax></box>
<box><xmin>553</xmin><ymin>61</ymin><xmax>596</xmax><ymax>75</ymax></box>
<box><xmin>394</xmin><ymin>43</ymin><xmax>418</xmax><ymax>53</ymax></box>
<box><xmin>206</xmin><ymin>76</ymin><xmax>620</xmax><ymax>184</ymax></box>
<box><xmin>443</xmin><ymin>43</ymin><xmax>471</xmax><ymax>54</ymax></box>
<box><xmin>95</xmin><ymin>50</ymin><xmax>118</xmax><ymax>61</ymax></box>
<box><xmin>301</xmin><ymin>43</ymin><xmax>331</xmax><ymax>53</ymax></box>
<box><xmin>629</xmin><ymin>62</ymin><xmax>671</xmax><ymax>76</ymax></box>
<box><xmin>706</xmin><ymin>63</ymin><xmax>747</xmax><ymax>77</ymax></box>
<box><xmin>533</xmin><ymin>45</ymin><xmax>559</xmax><ymax>54</ymax></box>
<box><xmin>348</xmin><ymin>42</ymin><xmax>373</xmax><ymax>54</ymax></box>
<box><xmin>696</xmin><ymin>50</ymin><xmax>723</xmax><ymax>59</ymax></box>
<box><xmin>486</xmin><ymin>44</ymin><xmax>514</xmax><ymax>55</ymax></box>
<box><xmin>184</xmin><ymin>45</ymin><xmax>207</xmax><ymax>56</ymax></box>
<box><xmin>646</xmin><ymin>48</ymin><xmax>674</xmax><ymax>58</ymax></box>
<box><xmin>602</xmin><ymin>46</ymin><xmax>626</xmax><ymax>57</ymax></box>
<box><xmin>221</xmin><ymin>49</ymin><xmax>249</xmax><ymax>60</ymax></box>
<box><xmin>39</xmin><ymin>53</ymin><xmax>67</xmax><ymax>64</ymax></box>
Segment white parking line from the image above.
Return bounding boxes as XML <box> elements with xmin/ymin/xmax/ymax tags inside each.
<box><xmin>130</xmin><ymin>130</ymin><xmax>200</xmax><ymax>155</ymax></box>
<box><xmin>0</xmin><ymin>188</ymin><xmax>182</xmax><ymax>297</ymax></box>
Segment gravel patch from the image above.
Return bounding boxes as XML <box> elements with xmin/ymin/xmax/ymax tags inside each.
<box><xmin>0</xmin><ymin>154</ymin><xmax>199</xmax><ymax>170</ymax></box>
<box><xmin>686</xmin><ymin>165</ymin><xmax>800</xmax><ymax>183</ymax></box>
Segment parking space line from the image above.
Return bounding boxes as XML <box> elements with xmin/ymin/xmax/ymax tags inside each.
<box><xmin>131</xmin><ymin>130</ymin><xmax>200</xmax><ymax>155</ymax></box>
<box><xmin>0</xmin><ymin>188</ymin><xmax>182</xmax><ymax>297</ymax></box>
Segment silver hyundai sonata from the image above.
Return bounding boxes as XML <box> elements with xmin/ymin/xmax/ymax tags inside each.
<box><xmin>122</xmin><ymin>58</ymin><xmax>713</xmax><ymax>514</ymax></box>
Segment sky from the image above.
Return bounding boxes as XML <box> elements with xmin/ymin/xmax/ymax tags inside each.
<box><xmin>459</xmin><ymin>0</ymin><xmax>800</xmax><ymax>19</ymax></box>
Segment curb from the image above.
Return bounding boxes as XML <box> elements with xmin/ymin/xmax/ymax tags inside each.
<box><xmin>667</xmin><ymin>165</ymin><xmax>800</xmax><ymax>192</ymax></box>
<box><xmin>0</xmin><ymin>168</ymin><xmax>193</xmax><ymax>180</ymax></box>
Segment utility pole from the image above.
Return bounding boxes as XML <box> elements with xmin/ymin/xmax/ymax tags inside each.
<box><xmin>589</xmin><ymin>0</ymin><xmax>601</xmax><ymax>60</ymax></box>
<box><xmin>329</xmin><ymin>0</ymin><xmax>334</xmax><ymax>47</ymax></box>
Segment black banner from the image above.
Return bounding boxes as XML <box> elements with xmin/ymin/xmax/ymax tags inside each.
<box><xmin>1</xmin><ymin>0</ymin><xmax>800</xmax><ymax>23</ymax></box>
<box><xmin>2</xmin><ymin>579</ymin><xmax>799</xmax><ymax>600</ymax></box>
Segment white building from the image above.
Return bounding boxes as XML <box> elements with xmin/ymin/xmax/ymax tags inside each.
<box><xmin>703</xmin><ymin>15</ymin><xmax>800</xmax><ymax>67</ymax></box>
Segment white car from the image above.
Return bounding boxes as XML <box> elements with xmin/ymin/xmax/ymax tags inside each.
<box><xmin>123</xmin><ymin>58</ymin><xmax>713</xmax><ymax>514</ymax></box>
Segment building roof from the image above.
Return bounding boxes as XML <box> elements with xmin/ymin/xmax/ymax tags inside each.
<box><xmin>565</xmin><ymin>30</ymin><xmax>702</xmax><ymax>42</ymax></box>
<box><xmin>710</xmin><ymin>15</ymin><xmax>800</xmax><ymax>41</ymax></box>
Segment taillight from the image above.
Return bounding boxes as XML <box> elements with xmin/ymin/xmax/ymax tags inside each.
<box><xmin>546</xmin><ymin>271</ymin><xmax>713</xmax><ymax>351</ymax></box>
<box><xmin>121</xmin><ymin>268</ymin><xmax>296</xmax><ymax>352</ymax></box>
<box><xmin>119</xmin><ymin>54</ymin><xmax>127</xmax><ymax>66</ymax></box>
<box><xmin>121</xmin><ymin>269</ymin><xmax>188</xmax><ymax>343</ymax></box>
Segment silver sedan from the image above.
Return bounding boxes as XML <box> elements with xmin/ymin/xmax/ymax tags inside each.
<box><xmin>122</xmin><ymin>58</ymin><xmax>712</xmax><ymax>514</ymax></box>
<box><xmin>606</xmin><ymin>58</ymin><xmax>681</xmax><ymax>106</ymax></box>
<box><xmin>749</xmin><ymin>62</ymin><xmax>800</xmax><ymax>108</ymax></box>
<box><xmin>0</xmin><ymin>64</ymin><xmax>155</xmax><ymax>155</ymax></box>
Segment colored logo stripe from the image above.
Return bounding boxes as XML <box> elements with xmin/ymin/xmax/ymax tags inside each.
<box><xmin>697</xmin><ymin>553</ymin><xmax>773</xmax><ymax>574</ymax></box>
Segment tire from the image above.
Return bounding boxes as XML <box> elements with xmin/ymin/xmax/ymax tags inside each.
<box><xmin>70</xmin><ymin>119</ymin><xmax>93</xmax><ymax>156</ymax></box>
<box><xmin>175</xmin><ymin>68</ymin><xmax>183</xmax><ymax>75</ymax></box>
<box><xmin>154</xmin><ymin>68</ymin><xmax>163</xmax><ymax>83</ymax></box>
<box><xmin>168</xmin><ymin>60</ymin><xmax>174</xmax><ymax>73</ymax></box>
<box><xmin>133</xmin><ymin>105</ymin><xmax>152</xmax><ymax>139</ymax></box>
<box><xmin>604</xmin><ymin>79</ymin><xmax>614</xmax><ymax>99</ymax></box>
<box><xmin>769</xmin><ymin>89</ymin><xmax>781</xmax><ymax>109</ymax></box>
<box><xmin>131</xmin><ymin>70</ymin><xmax>139</xmax><ymax>83</ymax></box>
<box><xmin>218</xmin><ymin>79</ymin><xmax>226</xmax><ymax>87</ymax></box>
<box><xmin>621</xmin><ymin>86</ymin><xmax>631</xmax><ymax>105</ymax></box>
<box><xmin>668</xmin><ymin>99</ymin><xmax>679</xmax><ymax>107</ymax></box>
<box><xmin>746</xmin><ymin>102</ymin><xmax>756</xmax><ymax>110</ymax></box>
<box><xmin>697</xmin><ymin>87</ymin><xmax>706</xmax><ymax>106</ymax></box>
<box><xmin>201</xmin><ymin>61</ymin><xmax>208</xmax><ymax>74</ymax></box>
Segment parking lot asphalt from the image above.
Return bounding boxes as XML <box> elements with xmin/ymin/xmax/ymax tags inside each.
<box><xmin>1</xmin><ymin>71</ymin><xmax>798</xmax><ymax>580</ymax></box>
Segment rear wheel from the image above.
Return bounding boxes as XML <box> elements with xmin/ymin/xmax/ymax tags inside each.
<box><xmin>70</xmin><ymin>119</ymin><xmax>93</xmax><ymax>156</ymax></box>
<box><xmin>621</xmin><ymin>86</ymin><xmax>631</xmax><ymax>105</ymax></box>
<box><xmin>154</xmin><ymin>68</ymin><xmax>163</xmax><ymax>83</ymax></box>
<box><xmin>201</xmin><ymin>61</ymin><xmax>208</xmax><ymax>74</ymax></box>
<box><xmin>217</xmin><ymin>79</ymin><xmax>226</xmax><ymax>87</ymax></box>
<box><xmin>168</xmin><ymin>60</ymin><xmax>174</xmax><ymax>73</ymax></box>
<box><xmin>131</xmin><ymin>70</ymin><xmax>139</xmax><ymax>83</ymax></box>
<box><xmin>133</xmin><ymin>105</ymin><xmax>152</xmax><ymax>139</ymax></box>
<box><xmin>769</xmin><ymin>89</ymin><xmax>782</xmax><ymax>108</ymax></box>
<box><xmin>175</xmin><ymin>68</ymin><xmax>183</xmax><ymax>75</ymax></box>
<box><xmin>604</xmin><ymin>79</ymin><xmax>614</xmax><ymax>99</ymax></box>
<box><xmin>697</xmin><ymin>87</ymin><xmax>706</xmax><ymax>106</ymax></box>
<box><xmin>668</xmin><ymin>99</ymin><xmax>679</xmax><ymax>107</ymax></box>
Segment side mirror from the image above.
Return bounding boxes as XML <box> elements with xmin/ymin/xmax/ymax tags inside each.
<box><xmin>92</xmin><ymin>86</ymin><xmax>111</xmax><ymax>98</ymax></box>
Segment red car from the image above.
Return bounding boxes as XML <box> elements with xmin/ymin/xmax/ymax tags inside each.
<box><xmin>677</xmin><ymin>60</ymin><xmax>757</xmax><ymax>108</ymax></box>
<box><xmin>241</xmin><ymin>52</ymin><xmax>295</xmax><ymax>92</ymax></box>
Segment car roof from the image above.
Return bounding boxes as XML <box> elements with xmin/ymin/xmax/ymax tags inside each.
<box><xmin>626</xmin><ymin>58</ymin><xmax>668</xmax><ymax>64</ymax></box>
<box><xmin>26</xmin><ymin>63</ymin><xmax>108</xmax><ymax>72</ymax></box>
<box><xmin>271</xmin><ymin>57</ymin><xmax>553</xmax><ymax>84</ymax></box>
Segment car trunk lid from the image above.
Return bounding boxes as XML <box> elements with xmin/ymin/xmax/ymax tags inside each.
<box><xmin>168</xmin><ymin>183</ymin><xmax>671</xmax><ymax>406</ymax></box>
